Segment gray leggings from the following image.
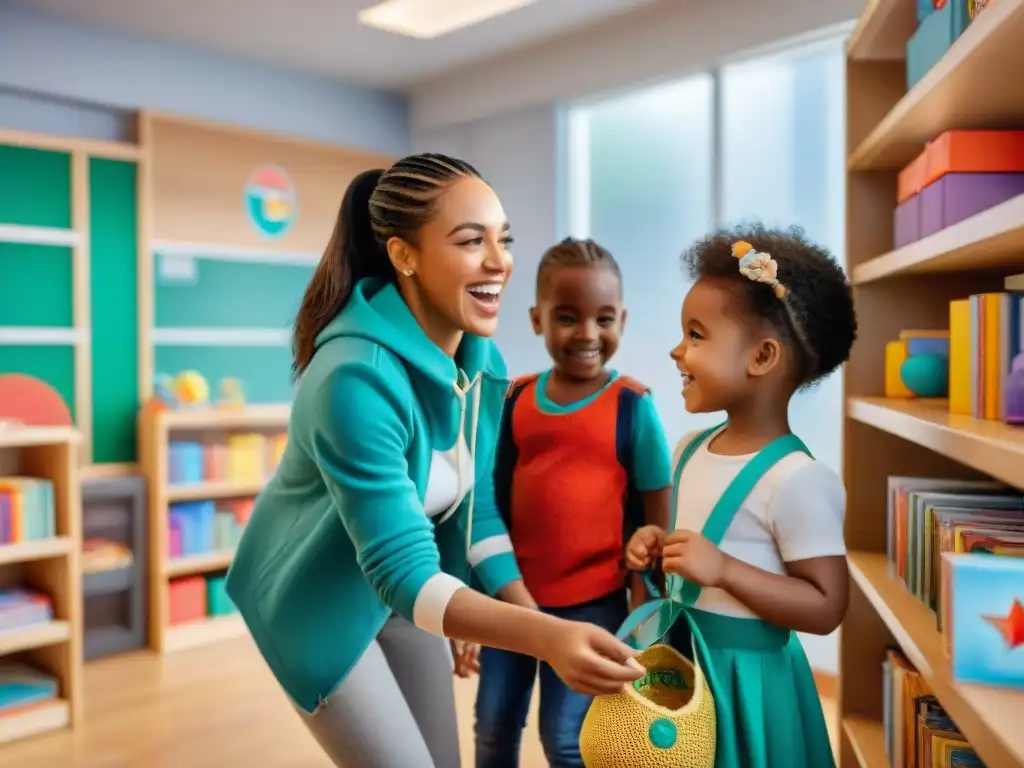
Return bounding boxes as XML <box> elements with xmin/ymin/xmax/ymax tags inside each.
<box><xmin>295</xmin><ymin>614</ymin><xmax>461</xmax><ymax>768</ymax></box>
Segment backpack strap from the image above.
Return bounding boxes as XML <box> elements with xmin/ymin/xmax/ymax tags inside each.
<box><xmin>614</xmin><ymin>376</ymin><xmax>650</xmax><ymax>534</ymax></box>
<box><xmin>492</xmin><ymin>374</ymin><xmax>540</xmax><ymax>528</ymax></box>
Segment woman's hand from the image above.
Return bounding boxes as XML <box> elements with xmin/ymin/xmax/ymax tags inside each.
<box><xmin>625</xmin><ymin>525</ymin><xmax>666</xmax><ymax>570</ymax></box>
<box><xmin>451</xmin><ymin>639</ymin><xmax>480</xmax><ymax>678</ymax></box>
<box><xmin>661</xmin><ymin>529</ymin><xmax>726</xmax><ymax>587</ymax></box>
<box><xmin>541</xmin><ymin>619</ymin><xmax>645</xmax><ymax>696</ymax></box>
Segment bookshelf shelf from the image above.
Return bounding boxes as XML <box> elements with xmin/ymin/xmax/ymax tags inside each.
<box><xmin>848</xmin><ymin>0</ymin><xmax>1024</xmax><ymax>171</ymax></box>
<box><xmin>0</xmin><ymin>537</ymin><xmax>73</xmax><ymax>567</ymax></box>
<box><xmin>840</xmin><ymin>717</ymin><xmax>887</xmax><ymax>768</ymax></box>
<box><xmin>852</xmin><ymin>194</ymin><xmax>1024</xmax><ymax>284</ymax></box>
<box><xmin>0</xmin><ymin>427</ymin><xmax>83</xmax><ymax>744</ymax></box>
<box><xmin>138</xmin><ymin>406</ymin><xmax>286</xmax><ymax>652</ymax></box>
<box><xmin>164</xmin><ymin>614</ymin><xmax>247</xmax><ymax>653</ymax></box>
<box><xmin>165</xmin><ymin>550</ymin><xmax>234</xmax><ymax>579</ymax></box>
<box><xmin>844</xmin><ymin>2</ymin><xmax>1024</xmax><ymax>766</ymax></box>
<box><xmin>846</xmin><ymin>0</ymin><xmax>917</xmax><ymax>61</ymax></box>
<box><xmin>0</xmin><ymin>621</ymin><xmax>71</xmax><ymax>656</ymax></box>
<box><xmin>849</xmin><ymin>553</ymin><xmax>1024</xmax><ymax>767</ymax></box>
<box><xmin>847</xmin><ymin>397</ymin><xmax>1024</xmax><ymax>488</ymax></box>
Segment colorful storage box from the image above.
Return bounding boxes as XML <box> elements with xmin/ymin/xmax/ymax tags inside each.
<box><xmin>206</xmin><ymin>575</ymin><xmax>237</xmax><ymax>616</ymax></box>
<box><xmin>941</xmin><ymin>553</ymin><xmax>1024</xmax><ymax>689</ymax></box>
<box><xmin>169</xmin><ymin>501</ymin><xmax>216</xmax><ymax>556</ymax></box>
<box><xmin>898</xmin><ymin>150</ymin><xmax>929</xmax><ymax>204</ymax></box>
<box><xmin>920</xmin><ymin>173</ymin><xmax>1024</xmax><ymax>238</ymax></box>
<box><xmin>894</xmin><ymin>196</ymin><xmax>922</xmax><ymax>248</ymax></box>
<box><xmin>168</xmin><ymin>442</ymin><xmax>204</xmax><ymax>485</ymax></box>
<box><xmin>925</xmin><ymin>131</ymin><xmax>1024</xmax><ymax>186</ymax></box>
<box><xmin>169</xmin><ymin>576</ymin><xmax>207</xmax><ymax>625</ymax></box>
<box><xmin>906</xmin><ymin>0</ymin><xmax>970</xmax><ymax>89</ymax></box>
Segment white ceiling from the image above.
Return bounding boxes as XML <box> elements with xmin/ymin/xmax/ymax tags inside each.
<box><xmin>2</xmin><ymin>0</ymin><xmax>660</xmax><ymax>89</ymax></box>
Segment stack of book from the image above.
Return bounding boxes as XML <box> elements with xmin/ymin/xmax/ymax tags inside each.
<box><xmin>886</xmin><ymin>476</ymin><xmax>1024</xmax><ymax>616</ymax></box>
<box><xmin>0</xmin><ymin>476</ymin><xmax>56</xmax><ymax>544</ymax></box>
<box><xmin>948</xmin><ymin>291</ymin><xmax>1024</xmax><ymax>421</ymax></box>
<box><xmin>883</xmin><ymin>649</ymin><xmax>984</xmax><ymax>766</ymax></box>
<box><xmin>0</xmin><ymin>663</ymin><xmax>59</xmax><ymax>717</ymax></box>
<box><xmin>0</xmin><ymin>588</ymin><xmax>54</xmax><ymax>632</ymax></box>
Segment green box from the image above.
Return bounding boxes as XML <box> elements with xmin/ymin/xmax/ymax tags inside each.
<box><xmin>206</xmin><ymin>575</ymin><xmax>238</xmax><ymax>616</ymax></box>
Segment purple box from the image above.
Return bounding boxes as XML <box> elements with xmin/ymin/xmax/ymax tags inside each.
<box><xmin>894</xmin><ymin>195</ymin><xmax>921</xmax><ymax>248</ymax></box>
<box><xmin>920</xmin><ymin>173</ymin><xmax>1024</xmax><ymax>238</ymax></box>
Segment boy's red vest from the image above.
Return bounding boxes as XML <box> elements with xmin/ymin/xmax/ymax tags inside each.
<box><xmin>493</xmin><ymin>373</ymin><xmax>648</xmax><ymax>608</ymax></box>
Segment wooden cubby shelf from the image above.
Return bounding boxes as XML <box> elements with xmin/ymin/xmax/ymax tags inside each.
<box><xmin>842</xmin><ymin>1</ymin><xmax>1024</xmax><ymax>767</ymax></box>
<box><xmin>849</xmin><ymin>553</ymin><xmax>1024</xmax><ymax>767</ymax></box>
<box><xmin>138</xmin><ymin>405</ymin><xmax>288</xmax><ymax>652</ymax></box>
<box><xmin>848</xmin><ymin>0</ymin><xmax>1024</xmax><ymax>171</ymax></box>
<box><xmin>848</xmin><ymin>397</ymin><xmax>1024</xmax><ymax>488</ymax></box>
<box><xmin>0</xmin><ymin>426</ymin><xmax>82</xmax><ymax>745</ymax></box>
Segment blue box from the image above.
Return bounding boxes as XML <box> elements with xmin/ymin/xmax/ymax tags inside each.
<box><xmin>170</xmin><ymin>501</ymin><xmax>216</xmax><ymax>555</ymax></box>
<box><xmin>942</xmin><ymin>553</ymin><xmax>1024</xmax><ymax>689</ymax></box>
<box><xmin>906</xmin><ymin>0</ymin><xmax>970</xmax><ymax>89</ymax></box>
<box><xmin>168</xmin><ymin>442</ymin><xmax>204</xmax><ymax>485</ymax></box>
<box><xmin>917</xmin><ymin>0</ymin><xmax>936</xmax><ymax>22</ymax></box>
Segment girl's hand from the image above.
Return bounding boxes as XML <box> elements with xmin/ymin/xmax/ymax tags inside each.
<box><xmin>662</xmin><ymin>529</ymin><xmax>726</xmax><ymax>588</ymax></box>
<box><xmin>542</xmin><ymin>619</ymin><xmax>645</xmax><ymax>696</ymax></box>
<box><xmin>451</xmin><ymin>639</ymin><xmax>480</xmax><ymax>678</ymax></box>
<box><xmin>625</xmin><ymin>525</ymin><xmax>666</xmax><ymax>570</ymax></box>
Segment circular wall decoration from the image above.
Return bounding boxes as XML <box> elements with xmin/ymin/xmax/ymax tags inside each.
<box><xmin>244</xmin><ymin>164</ymin><xmax>297</xmax><ymax>239</ymax></box>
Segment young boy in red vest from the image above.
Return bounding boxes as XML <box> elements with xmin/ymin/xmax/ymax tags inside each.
<box><xmin>474</xmin><ymin>237</ymin><xmax>672</xmax><ymax>768</ymax></box>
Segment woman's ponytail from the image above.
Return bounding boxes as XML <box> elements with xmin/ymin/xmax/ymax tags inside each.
<box><xmin>291</xmin><ymin>169</ymin><xmax>385</xmax><ymax>378</ymax></box>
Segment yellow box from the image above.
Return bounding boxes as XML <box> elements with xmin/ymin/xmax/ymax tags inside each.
<box><xmin>885</xmin><ymin>340</ymin><xmax>913</xmax><ymax>398</ymax></box>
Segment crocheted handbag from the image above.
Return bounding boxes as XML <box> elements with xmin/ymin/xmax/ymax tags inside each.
<box><xmin>579</xmin><ymin>640</ymin><xmax>716</xmax><ymax>768</ymax></box>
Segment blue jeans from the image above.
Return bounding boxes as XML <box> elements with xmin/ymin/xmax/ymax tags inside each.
<box><xmin>474</xmin><ymin>589</ymin><xmax>628</xmax><ymax>768</ymax></box>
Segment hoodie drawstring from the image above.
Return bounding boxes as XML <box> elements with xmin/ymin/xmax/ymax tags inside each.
<box><xmin>436</xmin><ymin>372</ymin><xmax>482</xmax><ymax>567</ymax></box>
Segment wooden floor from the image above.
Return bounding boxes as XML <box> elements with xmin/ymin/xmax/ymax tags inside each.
<box><xmin>0</xmin><ymin>637</ymin><xmax>837</xmax><ymax>767</ymax></box>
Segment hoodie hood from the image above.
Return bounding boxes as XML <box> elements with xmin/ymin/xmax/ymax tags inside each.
<box><xmin>315</xmin><ymin>278</ymin><xmax>506</xmax><ymax>445</ymax></box>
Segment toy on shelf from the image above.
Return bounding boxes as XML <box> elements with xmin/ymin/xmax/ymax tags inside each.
<box><xmin>884</xmin><ymin>330</ymin><xmax>949</xmax><ymax>399</ymax></box>
<box><xmin>146</xmin><ymin>371</ymin><xmax>210</xmax><ymax>411</ymax></box>
<box><xmin>1005</xmin><ymin>354</ymin><xmax>1024</xmax><ymax>425</ymax></box>
<box><xmin>217</xmin><ymin>378</ymin><xmax>246</xmax><ymax>410</ymax></box>
<box><xmin>168</xmin><ymin>431</ymin><xmax>285</xmax><ymax>487</ymax></box>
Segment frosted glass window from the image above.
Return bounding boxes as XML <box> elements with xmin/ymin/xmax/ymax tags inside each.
<box><xmin>719</xmin><ymin>37</ymin><xmax>847</xmax><ymax>474</ymax></box>
<box><xmin>569</xmin><ymin>75</ymin><xmax>715</xmax><ymax>439</ymax></box>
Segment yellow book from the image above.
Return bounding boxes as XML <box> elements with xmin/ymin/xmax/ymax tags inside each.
<box><xmin>948</xmin><ymin>300</ymin><xmax>971</xmax><ymax>415</ymax></box>
<box><xmin>982</xmin><ymin>292</ymin><xmax>1002</xmax><ymax>420</ymax></box>
<box><xmin>886</xmin><ymin>340</ymin><xmax>913</xmax><ymax>397</ymax></box>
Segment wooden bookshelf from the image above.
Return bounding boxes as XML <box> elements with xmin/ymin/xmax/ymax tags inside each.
<box><xmin>842</xmin><ymin>3</ymin><xmax>1024</xmax><ymax>767</ymax></box>
<box><xmin>0</xmin><ymin>426</ymin><xmax>82</xmax><ymax>744</ymax></box>
<box><xmin>137</xmin><ymin>405</ymin><xmax>288</xmax><ymax>652</ymax></box>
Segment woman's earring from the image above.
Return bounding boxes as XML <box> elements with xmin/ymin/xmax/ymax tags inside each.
<box><xmin>401</xmin><ymin>269</ymin><xmax>414</xmax><ymax>277</ymax></box>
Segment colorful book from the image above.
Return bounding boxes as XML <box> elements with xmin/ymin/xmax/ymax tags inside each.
<box><xmin>0</xmin><ymin>588</ymin><xmax>54</xmax><ymax>632</ymax></box>
<box><xmin>0</xmin><ymin>663</ymin><xmax>58</xmax><ymax>714</ymax></box>
<box><xmin>949</xmin><ymin>299</ymin><xmax>971</xmax><ymax>415</ymax></box>
<box><xmin>0</xmin><ymin>476</ymin><xmax>56</xmax><ymax>545</ymax></box>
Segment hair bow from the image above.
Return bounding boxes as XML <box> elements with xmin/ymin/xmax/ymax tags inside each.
<box><xmin>732</xmin><ymin>241</ymin><xmax>787</xmax><ymax>298</ymax></box>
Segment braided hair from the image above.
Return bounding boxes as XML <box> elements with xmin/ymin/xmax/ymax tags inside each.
<box><xmin>536</xmin><ymin>237</ymin><xmax>621</xmax><ymax>295</ymax></box>
<box><xmin>292</xmin><ymin>153</ymin><xmax>481</xmax><ymax>376</ymax></box>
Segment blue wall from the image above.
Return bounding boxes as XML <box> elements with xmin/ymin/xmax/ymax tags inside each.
<box><xmin>0</xmin><ymin>6</ymin><xmax>409</xmax><ymax>153</ymax></box>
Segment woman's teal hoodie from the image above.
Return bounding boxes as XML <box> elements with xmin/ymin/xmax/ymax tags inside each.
<box><xmin>225</xmin><ymin>278</ymin><xmax>522</xmax><ymax>714</ymax></box>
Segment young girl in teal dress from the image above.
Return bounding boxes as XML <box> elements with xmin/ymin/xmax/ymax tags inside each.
<box><xmin>623</xmin><ymin>224</ymin><xmax>858</xmax><ymax>768</ymax></box>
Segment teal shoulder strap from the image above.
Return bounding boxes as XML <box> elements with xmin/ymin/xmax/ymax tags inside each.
<box><xmin>668</xmin><ymin>424</ymin><xmax>724</xmax><ymax>531</ymax></box>
<box><xmin>677</xmin><ymin>432</ymin><xmax>811</xmax><ymax>605</ymax></box>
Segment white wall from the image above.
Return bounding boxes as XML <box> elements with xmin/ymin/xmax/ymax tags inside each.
<box><xmin>0</xmin><ymin>6</ymin><xmax>408</xmax><ymax>152</ymax></box>
<box><xmin>413</xmin><ymin>104</ymin><xmax>563</xmax><ymax>377</ymax></box>
<box><xmin>409</xmin><ymin>0</ymin><xmax>861</xmax><ymax>131</ymax></box>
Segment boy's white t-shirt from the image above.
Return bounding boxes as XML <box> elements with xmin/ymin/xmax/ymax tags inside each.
<box><xmin>670</xmin><ymin>429</ymin><xmax>847</xmax><ymax>619</ymax></box>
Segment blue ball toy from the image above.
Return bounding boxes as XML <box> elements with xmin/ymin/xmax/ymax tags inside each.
<box><xmin>900</xmin><ymin>353</ymin><xmax>948</xmax><ymax>398</ymax></box>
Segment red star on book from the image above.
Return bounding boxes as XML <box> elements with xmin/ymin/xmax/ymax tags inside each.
<box><xmin>983</xmin><ymin>598</ymin><xmax>1024</xmax><ymax>649</ymax></box>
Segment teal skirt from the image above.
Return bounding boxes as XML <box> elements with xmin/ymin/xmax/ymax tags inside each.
<box><xmin>671</xmin><ymin>608</ymin><xmax>835</xmax><ymax>768</ymax></box>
